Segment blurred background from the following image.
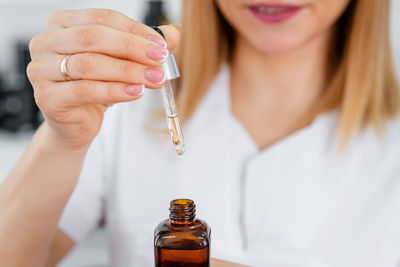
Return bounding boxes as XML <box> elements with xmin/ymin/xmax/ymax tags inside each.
<box><xmin>0</xmin><ymin>0</ymin><xmax>399</xmax><ymax>266</ymax></box>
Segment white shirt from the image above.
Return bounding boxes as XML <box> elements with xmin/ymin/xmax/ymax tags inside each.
<box><xmin>60</xmin><ymin>64</ymin><xmax>400</xmax><ymax>267</ymax></box>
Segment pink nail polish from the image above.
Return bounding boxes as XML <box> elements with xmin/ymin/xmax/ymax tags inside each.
<box><xmin>146</xmin><ymin>45</ymin><xmax>168</xmax><ymax>62</ymax></box>
<box><xmin>144</xmin><ymin>68</ymin><xmax>166</xmax><ymax>84</ymax></box>
<box><xmin>126</xmin><ymin>84</ymin><xmax>144</xmax><ymax>96</ymax></box>
<box><xmin>147</xmin><ymin>35</ymin><xmax>167</xmax><ymax>48</ymax></box>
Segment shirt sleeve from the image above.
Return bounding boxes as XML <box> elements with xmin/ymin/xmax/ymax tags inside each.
<box><xmin>58</xmin><ymin>132</ymin><xmax>106</xmax><ymax>244</ymax></box>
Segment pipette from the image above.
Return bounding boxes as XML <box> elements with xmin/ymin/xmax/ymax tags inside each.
<box><xmin>151</xmin><ymin>26</ymin><xmax>185</xmax><ymax>155</ymax></box>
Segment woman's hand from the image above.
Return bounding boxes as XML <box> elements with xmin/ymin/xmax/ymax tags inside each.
<box><xmin>27</xmin><ymin>8</ymin><xmax>180</xmax><ymax>150</ymax></box>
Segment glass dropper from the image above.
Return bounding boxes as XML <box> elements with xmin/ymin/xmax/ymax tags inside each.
<box><xmin>151</xmin><ymin>26</ymin><xmax>185</xmax><ymax>155</ymax></box>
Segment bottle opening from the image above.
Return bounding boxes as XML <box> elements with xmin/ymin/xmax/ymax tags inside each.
<box><xmin>169</xmin><ymin>199</ymin><xmax>196</xmax><ymax>222</ymax></box>
<box><xmin>171</xmin><ymin>199</ymin><xmax>192</xmax><ymax>206</ymax></box>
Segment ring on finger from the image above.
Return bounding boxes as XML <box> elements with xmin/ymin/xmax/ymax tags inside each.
<box><xmin>60</xmin><ymin>55</ymin><xmax>73</xmax><ymax>81</ymax></box>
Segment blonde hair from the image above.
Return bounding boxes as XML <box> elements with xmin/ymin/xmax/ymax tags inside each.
<box><xmin>175</xmin><ymin>0</ymin><xmax>400</xmax><ymax>145</ymax></box>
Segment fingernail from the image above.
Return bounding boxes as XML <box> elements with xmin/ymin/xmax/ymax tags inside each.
<box><xmin>146</xmin><ymin>45</ymin><xmax>168</xmax><ymax>62</ymax></box>
<box><xmin>170</xmin><ymin>24</ymin><xmax>181</xmax><ymax>33</ymax></box>
<box><xmin>126</xmin><ymin>84</ymin><xmax>144</xmax><ymax>96</ymax></box>
<box><xmin>145</xmin><ymin>68</ymin><xmax>166</xmax><ymax>84</ymax></box>
<box><xmin>147</xmin><ymin>35</ymin><xmax>167</xmax><ymax>48</ymax></box>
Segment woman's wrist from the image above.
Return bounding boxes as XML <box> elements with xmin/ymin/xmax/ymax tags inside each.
<box><xmin>39</xmin><ymin>122</ymin><xmax>92</xmax><ymax>155</ymax></box>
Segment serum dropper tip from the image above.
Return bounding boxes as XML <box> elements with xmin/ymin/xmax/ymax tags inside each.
<box><xmin>176</xmin><ymin>144</ymin><xmax>185</xmax><ymax>156</ymax></box>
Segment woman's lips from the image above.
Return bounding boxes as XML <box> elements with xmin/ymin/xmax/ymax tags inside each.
<box><xmin>248</xmin><ymin>4</ymin><xmax>303</xmax><ymax>24</ymax></box>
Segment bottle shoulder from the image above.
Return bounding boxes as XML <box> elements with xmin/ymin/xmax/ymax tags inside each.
<box><xmin>156</xmin><ymin>218</ymin><xmax>209</xmax><ymax>232</ymax></box>
<box><xmin>154</xmin><ymin>218</ymin><xmax>211</xmax><ymax>250</ymax></box>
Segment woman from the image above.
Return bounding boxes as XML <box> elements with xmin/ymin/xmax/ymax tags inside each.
<box><xmin>1</xmin><ymin>0</ymin><xmax>399</xmax><ymax>266</ymax></box>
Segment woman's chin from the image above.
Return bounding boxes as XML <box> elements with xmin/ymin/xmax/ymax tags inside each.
<box><xmin>243</xmin><ymin>26</ymin><xmax>331</xmax><ymax>56</ymax></box>
<box><xmin>240</xmin><ymin>32</ymin><xmax>305</xmax><ymax>56</ymax></box>
<box><xmin>252</xmin><ymin>41</ymin><xmax>301</xmax><ymax>56</ymax></box>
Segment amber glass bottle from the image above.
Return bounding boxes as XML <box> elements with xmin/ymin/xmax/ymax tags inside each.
<box><xmin>154</xmin><ymin>199</ymin><xmax>211</xmax><ymax>267</ymax></box>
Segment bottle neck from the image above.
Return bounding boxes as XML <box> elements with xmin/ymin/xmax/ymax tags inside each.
<box><xmin>169</xmin><ymin>199</ymin><xmax>196</xmax><ymax>225</ymax></box>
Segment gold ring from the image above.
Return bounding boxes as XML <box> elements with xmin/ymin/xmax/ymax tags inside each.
<box><xmin>60</xmin><ymin>55</ymin><xmax>72</xmax><ymax>81</ymax></box>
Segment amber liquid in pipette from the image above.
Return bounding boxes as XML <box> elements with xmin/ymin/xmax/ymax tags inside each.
<box><xmin>167</xmin><ymin>115</ymin><xmax>185</xmax><ymax>155</ymax></box>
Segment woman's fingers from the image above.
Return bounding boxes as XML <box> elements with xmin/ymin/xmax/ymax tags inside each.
<box><xmin>159</xmin><ymin>25</ymin><xmax>181</xmax><ymax>52</ymax></box>
<box><xmin>46</xmin><ymin>9</ymin><xmax>181</xmax><ymax>51</ymax></box>
<box><xmin>47</xmin><ymin>9</ymin><xmax>166</xmax><ymax>46</ymax></box>
<box><xmin>35</xmin><ymin>53</ymin><xmax>166</xmax><ymax>88</ymax></box>
<box><xmin>25</xmin><ymin>8</ymin><xmax>182</xmax><ymax>148</ymax></box>
<box><xmin>48</xmin><ymin>24</ymin><xmax>169</xmax><ymax>66</ymax></box>
<box><xmin>37</xmin><ymin>80</ymin><xmax>144</xmax><ymax>111</ymax></box>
